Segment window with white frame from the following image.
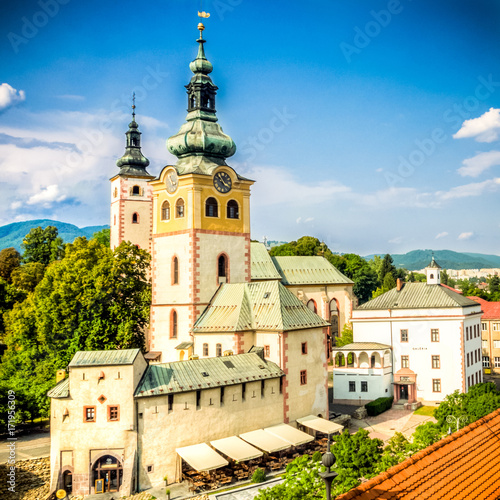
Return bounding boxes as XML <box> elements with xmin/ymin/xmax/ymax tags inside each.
<box><xmin>493</xmin><ymin>323</ymin><xmax>500</xmax><ymax>331</ymax></box>
<box><xmin>495</xmin><ymin>357</ymin><xmax>500</xmax><ymax>368</ymax></box>
<box><xmin>400</xmin><ymin>329</ymin><xmax>408</xmax><ymax>342</ymax></box>
<box><xmin>493</xmin><ymin>340</ymin><xmax>500</xmax><ymax>348</ymax></box>
<box><xmin>483</xmin><ymin>356</ymin><xmax>490</xmax><ymax>367</ymax></box>
<box><xmin>482</xmin><ymin>340</ymin><xmax>488</xmax><ymax>348</ymax></box>
<box><xmin>482</xmin><ymin>323</ymin><xmax>487</xmax><ymax>331</ymax></box>
<box><xmin>431</xmin><ymin>329</ymin><xmax>439</xmax><ymax>342</ymax></box>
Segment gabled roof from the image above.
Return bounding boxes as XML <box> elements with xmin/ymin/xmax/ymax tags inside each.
<box><xmin>337</xmin><ymin>408</ymin><xmax>500</xmax><ymax>500</ymax></box>
<box><xmin>271</xmin><ymin>256</ymin><xmax>353</xmax><ymax>285</ymax></box>
<box><xmin>333</xmin><ymin>342</ymin><xmax>391</xmax><ymax>351</ymax></box>
<box><xmin>250</xmin><ymin>242</ymin><xmax>282</xmax><ymax>280</ymax></box>
<box><xmin>134</xmin><ymin>353</ymin><xmax>284</xmax><ymax>397</ymax></box>
<box><xmin>192</xmin><ymin>281</ymin><xmax>329</xmax><ymax>333</ymax></box>
<box><xmin>468</xmin><ymin>297</ymin><xmax>500</xmax><ymax>319</ymax></box>
<box><xmin>47</xmin><ymin>377</ymin><xmax>70</xmax><ymax>399</ymax></box>
<box><xmin>357</xmin><ymin>283</ymin><xmax>479</xmax><ymax>310</ymax></box>
<box><xmin>68</xmin><ymin>348</ymin><xmax>141</xmax><ymax>367</ymax></box>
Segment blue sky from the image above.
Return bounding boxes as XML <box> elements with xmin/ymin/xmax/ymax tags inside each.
<box><xmin>1</xmin><ymin>0</ymin><xmax>500</xmax><ymax>255</ymax></box>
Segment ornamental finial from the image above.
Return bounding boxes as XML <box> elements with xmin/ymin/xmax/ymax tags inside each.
<box><xmin>132</xmin><ymin>92</ymin><xmax>136</xmax><ymax>120</ymax></box>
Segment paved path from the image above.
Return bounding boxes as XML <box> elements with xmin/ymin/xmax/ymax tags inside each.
<box><xmin>0</xmin><ymin>431</ymin><xmax>50</xmax><ymax>463</ymax></box>
<box><xmin>349</xmin><ymin>408</ymin><xmax>436</xmax><ymax>442</ymax></box>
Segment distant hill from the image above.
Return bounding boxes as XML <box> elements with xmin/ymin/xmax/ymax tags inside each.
<box><xmin>365</xmin><ymin>249</ymin><xmax>500</xmax><ymax>271</ymax></box>
<box><xmin>0</xmin><ymin>220</ymin><xmax>109</xmax><ymax>252</ymax></box>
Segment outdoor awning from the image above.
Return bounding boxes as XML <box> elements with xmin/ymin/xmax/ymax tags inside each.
<box><xmin>176</xmin><ymin>443</ymin><xmax>228</xmax><ymax>471</ymax></box>
<box><xmin>175</xmin><ymin>342</ymin><xmax>193</xmax><ymax>350</ymax></box>
<box><xmin>239</xmin><ymin>429</ymin><xmax>291</xmax><ymax>453</ymax></box>
<box><xmin>144</xmin><ymin>351</ymin><xmax>161</xmax><ymax>360</ymax></box>
<box><xmin>296</xmin><ymin>415</ymin><xmax>344</xmax><ymax>434</ymax></box>
<box><xmin>264</xmin><ymin>423</ymin><xmax>314</xmax><ymax>446</ymax></box>
<box><xmin>210</xmin><ymin>436</ymin><xmax>263</xmax><ymax>462</ymax></box>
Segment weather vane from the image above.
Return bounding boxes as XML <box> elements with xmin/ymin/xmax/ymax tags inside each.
<box><xmin>198</xmin><ymin>1</ymin><xmax>210</xmax><ymax>38</ymax></box>
<box><xmin>132</xmin><ymin>92</ymin><xmax>136</xmax><ymax>118</ymax></box>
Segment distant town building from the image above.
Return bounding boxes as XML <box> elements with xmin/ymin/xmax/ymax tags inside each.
<box><xmin>468</xmin><ymin>297</ymin><xmax>500</xmax><ymax>376</ymax></box>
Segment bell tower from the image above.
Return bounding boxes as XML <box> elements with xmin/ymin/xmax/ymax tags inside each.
<box><xmin>110</xmin><ymin>99</ymin><xmax>154</xmax><ymax>251</ymax></box>
<box><xmin>148</xmin><ymin>22</ymin><xmax>254</xmax><ymax>361</ymax></box>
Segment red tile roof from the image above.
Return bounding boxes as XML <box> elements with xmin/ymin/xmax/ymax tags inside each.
<box><xmin>467</xmin><ymin>296</ymin><xmax>500</xmax><ymax>319</ymax></box>
<box><xmin>336</xmin><ymin>408</ymin><xmax>500</xmax><ymax>500</ymax></box>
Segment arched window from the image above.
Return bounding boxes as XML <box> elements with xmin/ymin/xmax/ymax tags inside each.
<box><xmin>176</xmin><ymin>199</ymin><xmax>185</xmax><ymax>218</ymax></box>
<box><xmin>216</xmin><ymin>343</ymin><xmax>222</xmax><ymax>357</ymax></box>
<box><xmin>218</xmin><ymin>254</ymin><xmax>228</xmax><ymax>283</ymax></box>
<box><xmin>132</xmin><ymin>185</ymin><xmax>140</xmax><ymax>195</ymax></box>
<box><xmin>113</xmin><ymin>187</ymin><xmax>118</xmax><ymax>198</ymax></box>
<box><xmin>172</xmin><ymin>256</ymin><xmax>179</xmax><ymax>285</ymax></box>
<box><xmin>131</xmin><ymin>137</ymin><xmax>138</xmax><ymax>147</ymax></box>
<box><xmin>161</xmin><ymin>201</ymin><xmax>170</xmax><ymax>221</ymax></box>
<box><xmin>307</xmin><ymin>299</ymin><xmax>317</xmax><ymax>313</ymax></box>
<box><xmin>203</xmin><ymin>343</ymin><xmax>209</xmax><ymax>356</ymax></box>
<box><xmin>132</xmin><ymin>213</ymin><xmax>139</xmax><ymax>224</ymax></box>
<box><xmin>205</xmin><ymin>197</ymin><xmax>218</xmax><ymax>217</ymax></box>
<box><xmin>329</xmin><ymin>299</ymin><xmax>339</xmax><ymax>342</ymax></box>
<box><xmin>170</xmin><ymin>310</ymin><xmax>178</xmax><ymax>339</ymax></box>
<box><xmin>227</xmin><ymin>200</ymin><xmax>239</xmax><ymax>219</ymax></box>
<box><xmin>430</xmin><ymin>274</ymin><xmax>434</xmax><ymax>279</ymax></box>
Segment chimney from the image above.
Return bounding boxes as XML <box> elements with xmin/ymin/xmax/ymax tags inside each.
<box><xmin>396</xmin><ymin>278</ymin><xmax>403</xmax><ymax>291</ymax></box>
<box><xmin>56</xmin><ymin>370</ymin><xmax>66</xmax><ymax>383</ymax></box>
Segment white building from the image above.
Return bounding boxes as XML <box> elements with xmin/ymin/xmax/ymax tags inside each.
<box><xmin>333</xmin><ymin>258</ymin><xmax>483</xmax><ymax>404</ymax></box>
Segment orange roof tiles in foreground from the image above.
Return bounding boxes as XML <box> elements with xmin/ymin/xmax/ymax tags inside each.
<box><xmin>336</xmin><ymin>408</ymin><xmax>500</xmax><ymax>500</ymax></box>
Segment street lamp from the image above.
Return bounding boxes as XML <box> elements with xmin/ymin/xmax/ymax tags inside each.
<box><xmin>446</xmin><ymin>414</ymin><xmax>468</xmax><ymax>434</ymax></box>
<box><xmin>319</xmin><ymin>433</ymin><xmax>338</xmax><ymax>500</ymax></box>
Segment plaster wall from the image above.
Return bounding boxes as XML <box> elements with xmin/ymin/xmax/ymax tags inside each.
<box><xmin>333</xmin><ymin>369</ymin><xmax>392</xmax><ymax>401</ymax></box>
<box><xmin>137</xmin><ymin>378</ymin><xmax>283</xmax><ymax>488</ymax></box>
<box><xmin>49</xmin><ymin>356</ymin><xmax>147</xmax><ymax>496</ymax></box>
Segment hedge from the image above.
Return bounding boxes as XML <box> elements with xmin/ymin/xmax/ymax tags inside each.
<box><xmin>365</xmin><ymin>396</ymin><xmax>394</xmax><ymax>416</ymax></box>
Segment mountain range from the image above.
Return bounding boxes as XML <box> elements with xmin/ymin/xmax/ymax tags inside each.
<box><xmin>0</xmin><ymin>220</ymin><xmax>109</xmax><ymax>252</ymax></box>
<box><xmin>365</xmin><ymin>249</ymin><xmax>500</xmax><ymax>271</ymax></box>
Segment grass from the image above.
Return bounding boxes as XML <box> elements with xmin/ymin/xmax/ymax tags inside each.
<box><xmin>413</xmin><ymin>406</ymin><xmax>436</xmax><ymax>417</ymax></box>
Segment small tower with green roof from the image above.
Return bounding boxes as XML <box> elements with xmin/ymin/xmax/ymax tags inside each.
<box><xmin>110</xmin><ymin>98</ymin><xmax>155</xmax><ymax>251</ymax></box>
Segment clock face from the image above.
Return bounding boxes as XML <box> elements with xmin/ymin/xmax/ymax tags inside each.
<box><xmin>165</xmin><ymin>169</ymin><xmax>179</xmax><ymax>194</ymax></box>
<box><xmin>213</xmin><ymin>172</ymin><xmax>232</xmax><ymax>193</ymax></box>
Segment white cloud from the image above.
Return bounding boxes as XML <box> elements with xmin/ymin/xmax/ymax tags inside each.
<box><xmin>0</xmin><ymin>83</ymin><xmax>26</xmax><ymax>112</ymax></box>
<box><xmin>458</xmin><ymin>232</ymin><xmax>474</xmax><ymax>240</ymax></box>
<box><xmin>436</xmin><ymin>178</ymin><xmax>500</xmax><ymax>201</ymax></box>
<box><xmin>375</xmin><ymin>168</ymin><xmax>383</xmax><ymax>173</ymax></box>
<box><xmin>458</xmin><ymin>150</ymin><xmax>500</xmax><ymax>177</ymax></box>
<box><xmin>27</xmin><ymin>185</ymin><xmax>66</xmax><ymax>207</ymax></box>
<box><xmin>435</xmin><ymin>232</ymin><xmax>448</xmax><ymax>239</ymax></box>
<box><xmin>388</xmin><ymin>236</ymin><xmax>403</xmax><ymax>244</ymax></box>
<box><xmin>57</xmin><ymin>94</ymin><xmax>85</xmax><ymax>101</ymax></box>
<box><xmin>453</xmin><ymin>108</ymin><xmax>500</xmax><ymax>143</ymax></box>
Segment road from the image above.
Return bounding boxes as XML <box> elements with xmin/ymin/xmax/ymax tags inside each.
<box><xmin>0</xmin><ymin>431</ymin><xmax>50</xmax><ymax>463</ymax></box>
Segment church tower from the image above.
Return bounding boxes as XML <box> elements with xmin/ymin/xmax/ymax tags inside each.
<box><xmin>110</xmin><ymin>101</ymin><xmax>154</xmax><ymax>251</ymax></box>
<box><xmin>425</xmin><ymin>256</ymin><xmax>442</xmax><ymax>285</ymax></box>
<box><xmin>148</xmin><ymin>23</ymin><xmax>254</xmax><ymax>361</ymax></box>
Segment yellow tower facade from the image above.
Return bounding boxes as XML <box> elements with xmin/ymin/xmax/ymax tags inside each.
<box><xmin>148</xmin><ymin>24</ymin><xmax>254</xmax><ymax>360</ymax></box>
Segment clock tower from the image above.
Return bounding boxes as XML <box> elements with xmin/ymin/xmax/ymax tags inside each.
<box><xmin>148</xmin><ymin>23</ymin><xmax>254</xmax><ymax>361</ymax></box>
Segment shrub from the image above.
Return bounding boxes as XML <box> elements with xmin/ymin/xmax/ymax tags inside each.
<box><xmin>365</xmin><ymin>396</ymin><xmax>394</xmax><ymax>416</ymax></box>
<box><xmin>311</xmin><ymin>450</ymin><xmax>322</xmax><ymax>462</ymax></box>
<box><xmin>251</xmin><ymin>467</ymin><xmax>266</xmax><ymax>483</ymax></box>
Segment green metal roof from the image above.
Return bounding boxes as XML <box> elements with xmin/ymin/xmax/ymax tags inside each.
<box><xmin>271</xmin><ymin>256</ymin><xmax>353</xmax><ymax>285</ymax></box>
<box><xmin>134</xmin><ymin>353</ymin><xmax>284</xmax><ymax>397</ymax></box>
<box><xmin>47</xmin><ymin>378</ymin><xmax>70</xmax><ymax>399</ymax></box>
<box><xmin>333</xmin><ymin>342</ymin><xmax>391</xmax><ymax>351</ymax></box>
<box><xmin>193</xmin><ymin>281</ymin><xmax>329</xmax><ymax>333</ymax></box>
<box><xmin>68</xmin><ymin>349</ymin><xmax>141</xmax><ymax>367</ymax></box>
<box><xmin>250</xmin><ymin>242</ymin><xmax>282</xmax><ymax>281</ymax></box>
<box><xmin>357</xmin><ymin>283</ymin><xmax>480</xmax><ymax>310</ymax></box>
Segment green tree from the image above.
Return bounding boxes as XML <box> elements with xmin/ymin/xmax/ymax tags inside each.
<box><xmin>1</xmin><ymin>238</ymin><xmax>151</xmax><ymax>419</ymax></box>
<box><xmin>489</xmin><ymin>275</ymin><xmax>500</xmax><ymax>294</ymax></box>
<box><xmin>0</xmin><ymin>247</ymin><xmax>21</xmax><ymax>282</ymax></box>
<box><xmin>378</xmin><ymin>254</ymin><xmax>397</xmax><ymax>283</ymax></box>
<box><xmin>0</xmin><ymin>278</ymin><xmax>26</xmax><ymax>339</ymax></box>
<box><xmin>441</xmin><ymin>269</ymin><xmax>449</xmax><ymax>286</ymax></box>
<box><xmin>383</xmin><ymin>272</ymin><xmax>396</xmax><ymax>290</ymax></box>
<box><xmin>10</xmin><ymin>262</ymin><xmax>46</xmax><ymax>292</ymax></box>
<box><xmin>411</xmin><ymin>421</ymin><xmax>443</xmax><ymax>450</ymax></box>
<box><xmin>377</xmin><ymin>432</ymin><xmax>412</xmax><ymax>472</ymax></box>
<box><xmin>92</xmin><ymin>228</ymin><xmax>111</xmax><ymax>247</ymax></box>
<box><xmin>336</xmin><ymin>322</ymin><xmax>353</xmax><ymax>347</ymax></box>
<box><xmin>22</xmin><ymin>226</ymin><xmax>64</xmax><ymax>265</ymax></box>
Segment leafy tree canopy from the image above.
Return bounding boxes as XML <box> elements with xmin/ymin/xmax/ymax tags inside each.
<box><xmin>1</xmin><ymin>238</ymin><xmax>151</xmax><ymax>420</ymax></box>
<box><xmin>336</xmin><ymin>322</ymin><xmax>353</xmax><ymax>348</ymax></box>
<box><xmin>10</xmin><ymin>262</ymin><xmax>46</xmax><ymax>293</ymax></box>
<box><xmin>21</xmin><ymin>226</ymin><xmax>64</xmax><ymax>265</ymax></box>
<box><xmin>0</xmin><ymin>247</ymin><xmax>21</xmax><ymax>282</ymax></box>
<box><xmin>92</xmin><ymin>228</ymin><xmax>111</xmax><ymax>247</ymax></box>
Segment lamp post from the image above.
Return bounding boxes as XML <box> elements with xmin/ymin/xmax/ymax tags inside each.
<box><xmin>319</xmin><ymin>433</ymin><xmax>338</xmax><ymax>500</ymax></box>
<box><xmin>446</xmin><ymin>414</ymin><xmax>468</xmax><ymax>434</ymax></box>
